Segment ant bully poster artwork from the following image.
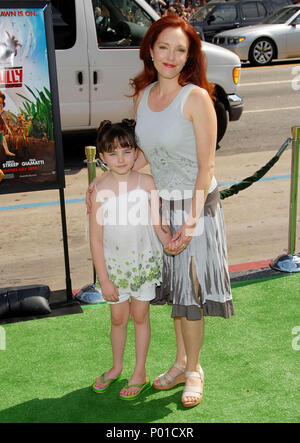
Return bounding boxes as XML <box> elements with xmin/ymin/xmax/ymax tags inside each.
<box><xmin>0</xmin><ymin>2</ymin><xmax>64</xmax><ymax>194</ymax></box>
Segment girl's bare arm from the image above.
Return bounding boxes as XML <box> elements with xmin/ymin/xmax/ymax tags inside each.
<box><xmin>89</xmin><ymin>188</ymin><xmax>119</xmax><ymax>301</ymax></box>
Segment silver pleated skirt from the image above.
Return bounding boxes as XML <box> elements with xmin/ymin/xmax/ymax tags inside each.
<box><xmin>151</xmin><ymin>187</ymin><xmax>234</xmax><ymax>320</ymax></box>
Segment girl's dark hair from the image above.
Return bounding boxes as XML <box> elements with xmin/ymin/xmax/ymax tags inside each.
<box><xmin>96</xmin><ymin>119</ymin><xmax>138</xmax><ymax>154</ymax></box>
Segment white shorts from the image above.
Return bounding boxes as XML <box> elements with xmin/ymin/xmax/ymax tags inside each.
<box><xmin>107</xmin><ymin>284</ymin><xmax>156</xmax><ymax>305</ymax></box>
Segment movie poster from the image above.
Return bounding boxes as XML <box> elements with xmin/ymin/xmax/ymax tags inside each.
<box><xmin>0</xmin><ymin>2</ymin><xmax>64</xmax><ymax>194</ymax></box>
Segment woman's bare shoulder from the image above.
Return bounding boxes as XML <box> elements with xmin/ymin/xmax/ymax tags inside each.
<box><xmin>185</xmin><ymin>86</ymin><xmax>214</xmax><ymax>119</ymax></box>
<box><xmin>138</xmin><ymin>172</ymin><xmax>155</xmax><ymax>192</ymax></box>
<box><xmin>133</xmin><ymin>89</ymin><xmax>145</xmax><ymax>102</ymax></box>
<box><xmin>188</xmin><ymin>86</ymin><xmax>211</xmax><ymax>105</ymax></box>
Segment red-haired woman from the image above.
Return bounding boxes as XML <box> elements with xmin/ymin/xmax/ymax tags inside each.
<box><xmin>87</xmin><ymin>15</ymin><xmax>233</xmax><ymax>406</ymax></box>
<box><xmin>132</xmin><ymin>15</ymin><xmax>233</xmax><ymax>407</ymax></box>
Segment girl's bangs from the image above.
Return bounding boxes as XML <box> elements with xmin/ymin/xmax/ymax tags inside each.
<box><xmin>97</xmin><ymin>122</ymin><xmax>137</xmax><ymax>154</ymax></box>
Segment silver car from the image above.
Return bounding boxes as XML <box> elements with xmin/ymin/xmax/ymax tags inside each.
<box><xmin>212</xmin><ymin>5</ymin><xmax>300</xmax><ymax>65</ymax></box>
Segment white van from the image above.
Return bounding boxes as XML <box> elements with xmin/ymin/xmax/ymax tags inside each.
<box><xmin>52</xmin><ymin>0</ymin><xmax>243</xmax><ymax>144</ymax></box>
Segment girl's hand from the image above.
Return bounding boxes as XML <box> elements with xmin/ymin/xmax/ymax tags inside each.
<box><xmin>163</xmin><ymin>223</ymin><xmax>194</xmax><ymax>256</ymax></box>
<box><xmin>100</xmin><ymin>280</ymin><xmax>120</xmax><ymax>302</ymax></box>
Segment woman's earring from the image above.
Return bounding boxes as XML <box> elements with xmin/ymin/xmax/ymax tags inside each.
<box><xmin>151</xmin><ymin>57</ymin><xmax>154</xmax><ymax>62</ymax></box>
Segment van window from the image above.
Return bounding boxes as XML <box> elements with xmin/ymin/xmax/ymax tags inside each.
<box><xmin>92</xmin><ymin>0</ymin><xmax>153</xmax><ymax>48</ymax></box>
<box><xmin>51</xmin><ymin>0</ymin><xmax>76</xmax><ymax>49</ymax></box>
<box><xmin>210</xmin><ymin>5</ymin><xmax>237</xmax><ymax>23</ymax></box>
<box><xmin>271</xmin><ymin>0</ymin><xmax>292</xmax><ymax>7</ymax></box>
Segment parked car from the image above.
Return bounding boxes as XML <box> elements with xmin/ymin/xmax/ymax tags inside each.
<box><xmin>189</xmin><ymin>0</ymin><xmax>293</xmax><ymax>42</ymax></box>
<box><xmin>212</xmin><ymin>5</ymin><xmax>300</xmax><ymax>65</ymax></box>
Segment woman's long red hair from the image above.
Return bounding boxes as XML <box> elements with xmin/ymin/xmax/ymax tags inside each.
<box><xmin>130</xmin><ymin>15</ymin><xmax>215</xmax><ymax>100</ymax></box>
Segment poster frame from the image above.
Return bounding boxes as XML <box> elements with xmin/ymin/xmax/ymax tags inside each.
<box><xmin>0</xmin><ymin>0</ymin><xmax>65</xmax><ymax>195</ymax></box>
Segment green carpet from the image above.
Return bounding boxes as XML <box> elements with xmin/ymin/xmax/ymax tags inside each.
<box><xmin>0</xmin><ymin>273</ymin><xmax>299</xmax><ymax>423</ymax></box>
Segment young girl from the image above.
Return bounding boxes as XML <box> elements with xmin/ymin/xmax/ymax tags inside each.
<box><xmin>90</xmin><ymin>119</ymin><xmax>172</xmax><ymax>400</ymax></box>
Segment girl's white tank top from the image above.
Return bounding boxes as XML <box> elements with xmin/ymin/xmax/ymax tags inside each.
<box><xmin>95</xmin><ymin>173</ymin><xmax>163</xmax><ymax>294</ymax></box>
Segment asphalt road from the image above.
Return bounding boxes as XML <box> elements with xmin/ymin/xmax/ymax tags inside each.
<box><xmin>219</xmin><ymin>60</ymin><xmax>300</xmax><ymax>156</ymax></box>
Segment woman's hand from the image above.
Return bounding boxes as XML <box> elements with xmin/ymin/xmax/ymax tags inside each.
<box><xmin>163</xmin><ymin>223</ymin><xmax>194</xmax><ymax>256</ymax></box>
<box><xmin>86</xmin><ymin>181</ymin><xmax>96</xmax><ymax>214</ymax></box>
<box><xmin>100</xmin><ymin>279</ymin><xmax>120</xmax><ymax>302</ymax></box>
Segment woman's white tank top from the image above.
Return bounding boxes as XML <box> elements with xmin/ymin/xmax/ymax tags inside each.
<box><xmin>135</xmin><ymin>82</ymin><xmax>217</xmax><ymax>200</ymax></box>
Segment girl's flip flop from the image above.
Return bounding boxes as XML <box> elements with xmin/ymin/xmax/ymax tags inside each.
<box><xmin>119</xmin><ymin>378</ymin><xmax>151</xmax><ymax>401</ymax></box>
<box><xmin>92</xmin><ymin>373</ymin><xmax>122</xmax><ymax>394</ymax></box>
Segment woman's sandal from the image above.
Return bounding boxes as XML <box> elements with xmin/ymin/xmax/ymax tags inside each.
<box><xmin>119</xmin><ymin>378</ymin><xmax>151</xmax><ymax>401</ymax></box>
<box><xmin>153</xmin><ymin>362</ymin><xmax>185</xmax><ymax>391</ymax></box>
<box><xmin>92</xmin><ymin>373</ymin><xmax>122</xmax><ymax>394</ymax></box>
<box><xmin>181</xmin><ymin>367</ymin><xmax>204</xmax><ymax>408</ymax></box>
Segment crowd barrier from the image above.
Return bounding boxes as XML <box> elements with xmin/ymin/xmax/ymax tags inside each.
<box><xmin>271</xmin><ymin>127</ymin><xmax>300</xmax><ymax>273</ymax></box>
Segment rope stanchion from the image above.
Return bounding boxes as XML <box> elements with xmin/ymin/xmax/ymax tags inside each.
<box><xmin>220</xmin><ymin>137</ymin><xmax>292</xmax><ymax>200</ymax></box>
<box><xmin>270</xmin><ymin>127</ymin><xmax>300</xmax><ymax>273</ymax></box>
